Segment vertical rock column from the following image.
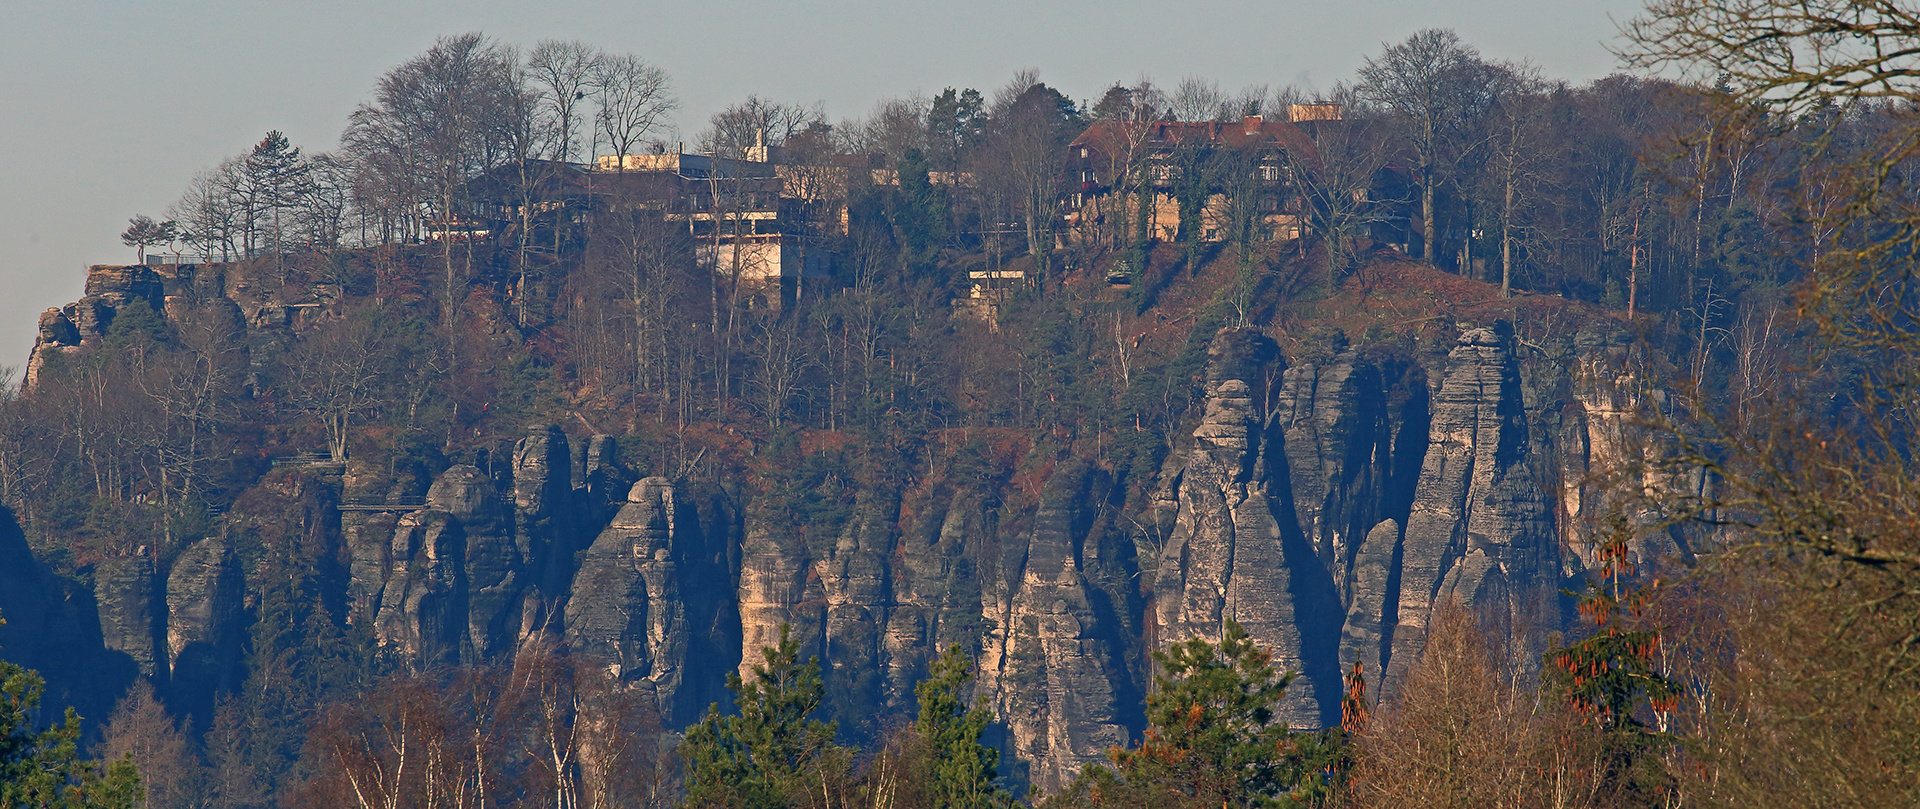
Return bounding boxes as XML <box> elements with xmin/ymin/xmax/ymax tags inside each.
<box><xmin>165</xmin><ymin>535</ymin><xmax>244</xmax><ymax>718</ymax></box>
<box><xmin>1274</xmin><ymin>349</ymin><xmax>1396</xmax><ymax>602</ymax></box>
<box><xmin>373</xmin><ymin>466</ymin><xmax>507</xmax><ymax>667</ymax></box>
<box><xmin>979</xmin><ymin>459</ymin><xmax>1132</xmax><ymax>795</ymax></box>
<box><xmin>513</xmin><ymin>424</ymin><xmax>580</xmax><ymax>645</ymax></box>
<box><xmin>95</xmin><ymin>552</ymin><xmax>161</xmax><ymax>680</ymax></box>
<box><xmin>1153</xmin><ymin>328</ymin><xmax>1324</xmax><ymax>728</ymax></box>
<box><xmin>1385</xmin><ymin>326</ymin><xmax>1557</xmax><ymax>697</ymax></box>
<box><xmin>1338</xmin><ymin>518</ymin><xmax>1399</xmax><ymax>705</ymax></box>
<box><xmin>565</xmin><ymin>478</ymin><xmax>694</xmax><ymax>723</ymax></box>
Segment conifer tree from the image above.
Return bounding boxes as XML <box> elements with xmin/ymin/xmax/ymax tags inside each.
<box><xmin>0</xmin><ymin>614</ymin><xmax>143</xmax><ymax>809</ymax></box>
<box><xmin>680</xmin><ymin>625</ymin><xmax>841</xmax><ymax>809</ymax></box>
<box><xmin>1056</xmin><ymin>619</ymin><xmax>1335</xmax><ymax>808</ymax></box>
<box><xmin>1545</xmin><ymin>516</ymin><xmax>1680</xmax><ymax>802</ymax></box>
<box><xmin>241</xmin><ymin>131</ymin><xmax>311</xmax><ymax>269</ymax></box>
<box><xmin>912</xmin><ymin>644</ymin><xmax>1009</xmax><ymax>809</ymax></box>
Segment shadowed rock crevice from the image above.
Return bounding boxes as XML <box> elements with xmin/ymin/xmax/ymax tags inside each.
<box><xmin>16</xmin><ymin>261</ymin><xmax>1660</xmax><ymax>793</ymax></box>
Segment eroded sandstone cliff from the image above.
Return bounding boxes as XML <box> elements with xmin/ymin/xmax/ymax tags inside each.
<box><xmin>8</xmin><ymin>262</ymin><xmax>1651</xmax><ymax>792</ymax></box>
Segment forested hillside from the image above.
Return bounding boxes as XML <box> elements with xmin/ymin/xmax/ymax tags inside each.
<box><xmin>2</xmin><ymin>18</ymin><xmax>1914</xmax><ymax>809</ymax></box>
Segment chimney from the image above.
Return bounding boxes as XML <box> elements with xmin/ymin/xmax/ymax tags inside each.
<box><xmin>746</xmin><ymin>127</ymin><xmax>770</xmax><ymax>162</ymax></box>
<box><xmin>1243</xmin><ymin>115</ymin><xmax>1264</xmax><ymax>134</ymax></box>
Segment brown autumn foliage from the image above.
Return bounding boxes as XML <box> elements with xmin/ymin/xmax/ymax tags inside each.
<box><xmin>299</xmin><ymin>649</ymin><xmax>673</xmax><ymax>809</ymax></box>
<box><xmin>1646</xmin><ymin>548</ymin><xmax>1920</xmax><ymax>808</ymax></box>
<box><xmin>1346</xmin><ymin>600</ymin><xmax>1605</xmax><ymax>809</ymax></box>
<box><xmin>100</xmin><ymin>680</ymin><xmax>201</xmax><ymax>809</ymax></box>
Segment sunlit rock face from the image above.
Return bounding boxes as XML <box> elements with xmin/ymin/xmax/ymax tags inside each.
<box><xmin>19</xmin><ymin>262</ymin><xmax>1664</xmax><ymax>798</ymax></box>
<box><xmin>1385</xmin><ymin>325</ymin><xmax>1559</xmax><ymax>699</ymax></box>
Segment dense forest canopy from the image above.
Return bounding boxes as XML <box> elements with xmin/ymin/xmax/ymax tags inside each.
<box><xmin>4</xmin><ymin>8</ymin><xmax>1920</xmax><ymax>808</ymax></box>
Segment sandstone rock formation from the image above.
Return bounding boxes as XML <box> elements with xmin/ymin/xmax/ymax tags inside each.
<box><xmin>1385</xmin><ymin>325</ymin><xmax>1558</xmax><ymax>695</ymax></box>
<box><xmin>566</xmin><ymin>478</ymin><xmax>693</xmax><ymax>722</ymax></box>
<box><xmin>95</xmin><ymin>551</ymin><xmax>160</xmax><ymax>680</ymax></box>
<box><xmin>16</xmin><ymin>261</ymin><xmax>1662</xmax><ymax>794</ymax></box>
<box><xmin>164</xmin><ymin>535</ymin><xmax>243</xmax><ymax>714</ymax></box>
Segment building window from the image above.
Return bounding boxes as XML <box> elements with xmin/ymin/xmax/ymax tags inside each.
<box><xmin>1260</xmin><ymin>164</ymin><xmax>1281</xmax><ymax>182</ymax></box>
<box><xmin>1079</xmin><ymin>146</ymin><xmax>1089</xmax><ymax>158</ymax></box>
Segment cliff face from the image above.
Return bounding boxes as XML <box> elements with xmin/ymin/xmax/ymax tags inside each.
<box><xmin>11</xmin><ymin>263</ymin><xmax>1647</xmax><ymax>792</ymax></box>
<box><xmin>1385</xmin><ymin>325</ymin><xmax>1559</xmax><ymax>695</ymax></box>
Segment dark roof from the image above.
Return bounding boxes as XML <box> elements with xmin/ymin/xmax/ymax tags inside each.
<box><xmin>1070</xmin><ymin>116</ymin><xmax>1324</xmax><ymax>172</ymax></box>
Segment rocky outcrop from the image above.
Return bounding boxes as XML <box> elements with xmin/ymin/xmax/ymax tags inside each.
<box><xmin>1339</xmin><ymin>518</ymin><xmax>1399</xmax><ymax>701</ymax></box>
<box><xmin>735</xmin><ymin>520</ymin><xmax>814</xmax><ymax>678</ymax></box>
<box><xmin>1384</xmin><ymin>325</ymin><xmax>1558</xmax><ymax>696</ymax></box>
<box><xmin>513</xmin><ymin>425</ymin><xmax>584</xmax><ymax>642</ymax></box>
<box><xmin>816</xmin><ymin>493</ymin><xmax>898</xmax><ymax>733</ymax></box>
<box><xmin>880</xmin><ymin>485</ymin><xmax>987</xmax><ymax>711</ymax></box>
<box><xmin>1153</xmin><ymin>330</ymin><xmax>1328</xmax><ymax>727</ymax></box>
<box><xmin>373</xmin><ymin>467</ymin><xmax>498</xmax><ymax>666</ymax></box>
<box><xmin>980</xmin><ymin>459</ymin><xmax>1137</xmax><ymax>794</ymax></box>
<box><xmin>12</xmin><ymin>260</ymin><xmax>1651</xmax><ymax>797</ymax></box>
<box><xmin>373</xmin><ymin>508</ymin><xmax>469</xmax><ymax>666</ymax></box>
<box><xmin>164</xmin><ymin>535</ymin><xmax>244</xmax><ymax>719</ymax></box>
<box><xmin>25</xmin><ymin>264</ymin><xmax>222</xmax><ymax>387</ymax></box>
<box><xmin>565</xmin><ymin>478</ymin><xmax>693</xmax><ymax>722</ymax></box>
<box><xmin>1276</xmin><ymin>348</ymin><xmax>1388</xmax><ymax>596</ymax></box>
<box><xmin>95</xmin><ymin>551</ymin><xmax>161</xmax><ymax>680</ymax></box>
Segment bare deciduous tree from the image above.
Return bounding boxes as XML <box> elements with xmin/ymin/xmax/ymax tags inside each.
<box><xmin>527</xmin><ymin>40</ymin><xmax>603</xmax><ymax>165</ymax></box>
<box><xmin>102</xmin><ymin>680</ymin><xmax>203</xmax><ymax>809</ymax></box>
<box><xmin>1169</xmin><ymin>76</ymin><xmax>1228</xmax><ymax>123</ymax></box>
<box><xmin>591</xmin><ymin>54</ymin><xmax>675</xmax><ymax>167</ymax></box>
<box><xmin>1358</xmin><ymin>28</ymin><xmax>1494</xmax><ymax>264</ymax></box>
<box><xmin>1349</xmin><ymin>601</ymin><xmax>1603</xmax><ymax>809</ymax></box>
<box><xmin>983</xmin><ymin>71</ymin><xmax>1078</xmax><ymax>286</ymax></box>
<box><xmin>1476</xmin><ymin>63</ymin><xmax>1559</xmax><ymax>297</ymax></box>
<box><xmin>342</xmin><ymin>32</ymin><xmax>523</xmax><ymax>328</ymax></box>
<box><xmin>699</xmin><ymin>96</ymin><xmax>821</xmax><ymax>160</ymax></box>
<box><xmin>168</xmin><ymin>158</ymin><xmax>245</xmax><ymax>261</ymax></box>
<box><xmin>281</xmin><ymin>305</ymin><xmax>407</xmax><ymax>461</ymax></box>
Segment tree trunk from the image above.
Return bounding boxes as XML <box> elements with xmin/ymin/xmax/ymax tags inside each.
<box><xmin>1501</xmin><ymin>175</ymin><xmax>1514</xmax><ymax>298</ymax></box>
<box><xmin>1421</xmin><ymin>148</ymin><xmax>1437</xmax><ymax>263</ymax></box>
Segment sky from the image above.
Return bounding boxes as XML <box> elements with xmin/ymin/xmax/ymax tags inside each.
<box><xmin>0</xmin><ymin>0</ymin><xmax>1646</xmax><ymax>376</ymax></box>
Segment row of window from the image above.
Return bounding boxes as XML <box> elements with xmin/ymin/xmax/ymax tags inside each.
<box><xmin>1075</xmin><ymin>164</ymin><xmax>1289</xmax><ymax>183</ymax></box>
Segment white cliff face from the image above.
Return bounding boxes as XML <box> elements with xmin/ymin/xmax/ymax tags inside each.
<box><xmin>1556</xmin><ymin>328</ymin><xmax>1691</xmax><ymax>574</ymax></box>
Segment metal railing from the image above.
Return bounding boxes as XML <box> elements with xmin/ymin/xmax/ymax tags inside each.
<box><xmin>143</xmin><ymin>253</ymin><xmax>218</xmax><ymax>265</ymax></box>
<box><xmin>269</xmin><ymin>452</ymin><xmax>344</xmax><ymax>468</ymax></box>
<box><xmin>338</xmin><ymin>497</ymin><xmax>427</xmax><ymax>513</ymax></box>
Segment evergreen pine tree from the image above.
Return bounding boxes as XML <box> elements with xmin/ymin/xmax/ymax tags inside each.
<box><xmin>1056</xmin><ymin>619</ymin><xmax>1336</xmax><ymax>808</ymax></box>
<box><xmin>1545</xmin><ymin>516</ymin><xmax>1681</xmax><ymax>802</ymax></box>
<box><xmin>0</xmin><ymin>614</ymin><xmax>143</xmax><ymax>809</ymax></box>
<box><xmin>680</xmin><ymin>624</ymin><xmax>841</xmax><ymax>809</ymax></box>
<box><xmin>912</xmin><ymin>644</ymin><xmax>1009</xmax><ymax>809</ymax></box>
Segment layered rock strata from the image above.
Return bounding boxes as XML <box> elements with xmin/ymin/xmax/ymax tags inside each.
<box><xmin>18</xmin><ymin>260</ymin><xmax>1669</xmax><ymax>796</ymax></box>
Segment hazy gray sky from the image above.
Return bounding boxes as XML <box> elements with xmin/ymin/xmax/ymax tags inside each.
<box><xmin>0</xmin><ymin>0</ymin><xmax>1643</xmax><ymax>373</ymax></box>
